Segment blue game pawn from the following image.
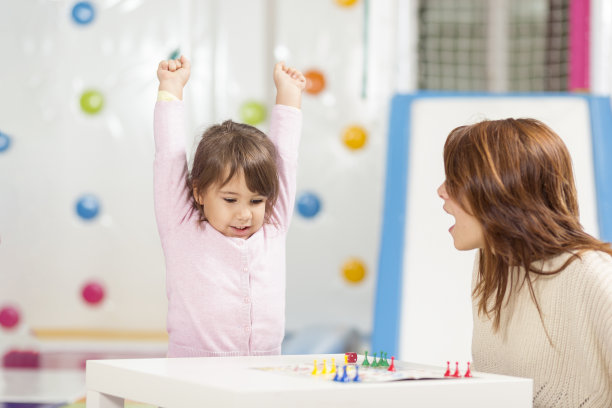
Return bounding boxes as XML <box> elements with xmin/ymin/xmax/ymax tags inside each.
<box><xmin>341</xmin><ymin>365</ymin><xmax>349</xmax><ymax>382</ymax></box>
<box><xmin>333</xmin><ymin>365</ymin><xmax>340</xmax><ymax>381</ymax></box>
<box><xmin>353</xmin><ymin>365</ymin><xmax>360</xmax><ymax>382</ymax></box>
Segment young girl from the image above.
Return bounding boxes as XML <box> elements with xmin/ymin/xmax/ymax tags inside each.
<box><xmin>437</xmin><ymin>118</ymin><xmax>612</xmax><ymax>407</ymax></box>
<box><xmin>154</xmin><ymin>56</ymin><xmax>305</xmax><ymax>357</ymax></box>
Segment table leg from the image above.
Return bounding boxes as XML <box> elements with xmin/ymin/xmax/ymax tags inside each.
<box><xmin>86</xmin><ymin>390</ymin><xmax>124</xmax><ymax>408</ymax></box>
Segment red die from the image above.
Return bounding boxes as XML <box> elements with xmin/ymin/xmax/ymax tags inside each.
<box><xmin>345</xmin><ymin>352</ymin><xmax>357</xmax><ymax>363</ymax></box>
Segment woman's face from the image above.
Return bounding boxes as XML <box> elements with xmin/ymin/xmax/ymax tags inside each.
<box><xmin>437</xmin><ymin>182</ymin><xmax>485</xmax><ymax>250</ymax></box>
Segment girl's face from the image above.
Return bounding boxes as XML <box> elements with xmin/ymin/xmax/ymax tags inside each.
<box><xmin>197</xmin><ymin>170</ymin><xmax>267</xmax><ymax>239</ymax></box>
<box><xmin>437</xmin><ymin>182</ymin><xmax>485</xmax><ymax>250</ymax></box>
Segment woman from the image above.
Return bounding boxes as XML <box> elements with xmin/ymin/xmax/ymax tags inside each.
<box><xmin>437</xmin><ymin>118</ymin><xmax>612</xmax><ymax>408</ymax></box>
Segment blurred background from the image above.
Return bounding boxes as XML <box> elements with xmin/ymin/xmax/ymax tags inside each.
<box><xmin>1</xmin><ymin>0</ymin><xmax>611</xmax><ymax>404</ymax></box>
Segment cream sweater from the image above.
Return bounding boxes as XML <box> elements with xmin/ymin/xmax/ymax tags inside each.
<box><xmin>472</xmin><ymin>250</ymin><xmax>612</xmax><ymax>408</ymax></box>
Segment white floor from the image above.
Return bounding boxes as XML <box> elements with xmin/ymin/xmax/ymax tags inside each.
<box><xmin>0</xmin><ymin>340</ymin><xmax>167</xmax><ymax>404</ymax></box>
<box><xmin>0</xmin><ymin>369</ymin><xmax>85</xmax><ymax>404</ymax></box>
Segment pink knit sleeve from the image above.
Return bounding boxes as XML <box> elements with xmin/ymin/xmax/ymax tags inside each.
<box><xmin>267</xmin><ymin>104</ymin><xmax>302</xmax><ymax>230</ymax></box>
<box><xmin>153</xmin><ymin>101</ymin><xmax>195</xmax><ymax>238</ymax></box>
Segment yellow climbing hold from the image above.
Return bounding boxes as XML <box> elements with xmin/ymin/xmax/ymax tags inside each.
<box><xmin>342</xmin><ymin>125</ymin><xmax>368</xmax><ymax>150</ymax></box>
<box><xmin>341</xmin><ymin>258</ymin><xmax>367</xmax><ymax>284</ymax></box>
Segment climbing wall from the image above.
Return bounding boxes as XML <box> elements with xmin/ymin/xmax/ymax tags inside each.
<box><xmin>0</xmin><ymin>0</ymin><xmax>397</xmax><ymax>357</ymax></box>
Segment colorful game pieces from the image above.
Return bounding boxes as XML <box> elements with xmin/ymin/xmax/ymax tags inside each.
<box><xmin>353</xmin><ymin>365</ymin><xmax>361</xmax><ymax>382</ymax></box>
<box><xmin>331</xmin><ymin>358</ymin><xmax>336</xmax><ymax>373</ymax></box>
<box><xmin>452</xmin><ymin>361</ymin><xmax>461</xmax><ymax>377</ymax></box>
<box><xmin>345</xmin><ymin>352</ymin><xmax>357</xmax><ymax>363</ymax></box>
<box><xmin>311</xmin><ymin>360</ymin><xmax>317</xmax><ymax>375</ymax></box>
<box><xmin>464</xmin><ymin>362</ymin><xmax>472</xmax><ymax>378</ymax></box>
<box><xmin>362</xmin><ymin>350</ymin><xmax>370</xmax><ymax>366</ymax></box>
<box><xmin>443</xmin><ymin>361</ymin><xmax>473</xmax><ymax>378</ymax></box>
<box><xmin>370</xmin><ymin>352</ymin><xmax>378</xmax><ymax>367</ymax></box>
<box><xmin>338</xmin><ymin>364</ymin><xmax>350</xmax><ymax>382</ymax></box>
<box><xmin>333</xmin><ymin>365</ymin><xmax>340</xmax><ymax>381</ymax></box>
<box><xmin>387</xmin><ymin>356</ymin><xmax>396</xmax><ymax>372</ymax></box>
<box><xmin>380</xmin><ymin>352</ymin><xmax>389</xmax><ymax>367</ymax></box>
<box><xmin>321</xmin><ymin>359</ymin><xmax>327</xmax><ymax>374</ymax></box>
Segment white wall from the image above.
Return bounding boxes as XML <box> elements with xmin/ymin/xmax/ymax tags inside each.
<box><xmin>0</xmin><ymin>0</ymin><xmax>399</xmax><ymax>351</ymax></box>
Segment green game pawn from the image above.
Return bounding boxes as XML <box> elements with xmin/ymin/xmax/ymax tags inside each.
<box><xmin>362</xmin><ymin>350</ymin><xmax>370</xmax><ymax>366</ymax></box>
<box><xmin>371</xmin><ymin>352</ymin><xmax>379</xmax><ymax>367</ymax></box>
<box><xmin>378</xmin><ymin>350</ymin><xmax>386</xmax><ymax>367</ymax></box>
<box><xmin>381</xmin><ymin>352</ymin><xmax>389</xmax><ymax>367</ymax></box>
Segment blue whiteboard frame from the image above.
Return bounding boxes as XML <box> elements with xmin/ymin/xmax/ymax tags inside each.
<box><xmin>372</xmin><ymin>92</ymin><xmax>612</xmax><ymax>356</ymax></box>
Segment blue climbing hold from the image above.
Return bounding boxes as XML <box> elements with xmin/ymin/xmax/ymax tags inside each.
<box><xmin>0</xmin><ymin>132</ymin><xmax>11</xmax><ymax>153</ymax></box>
<box><xmin>297</xmin><ymin>192</ymin><xmax>321</xmax><ymax>218</ymax></box>
<box><xmin>76</xmin><ymin>194</ymin><xmax>100</xmax><ymax>220</ymax></box>
<box><xmin>71</xmin><ymin>1</ymin><xmax>95</xmax><ymax>25</ymax></box>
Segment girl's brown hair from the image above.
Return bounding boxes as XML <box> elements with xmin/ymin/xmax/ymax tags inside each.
<box><xmin>443</xmin><ymin>118</ymin><xmax>612</xmax><ymax>340</ymax></box>
<box><xmin>188</xmin><ymin>120</ymin><xmax>279</xmax><ymax>223</ymax></box>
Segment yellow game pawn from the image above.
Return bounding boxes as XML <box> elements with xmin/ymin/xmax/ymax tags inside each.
<box><xmin>330</xmin><ymin>358</ymin><xmax>336</xmax><ymax>373</ymax></box>
<box><xmin>321</xmin><ymin>359</ymin><xmax>327</xmax><ymax>374</ymax></box>
<box><xmin>311</xmin><ymin>359</ymin><xmax>317</xmax><ymax>375</ymax></box>
<box><xmin>345</xmin><ymin>355</ymin><xmax>348</xmax><ymax>365</ymax></box>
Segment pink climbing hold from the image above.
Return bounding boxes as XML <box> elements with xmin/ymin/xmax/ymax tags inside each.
<box><xmin>82</xmin><ymin>281</ymin><xmax>105</xmax><ymax>305</ymax></box>
<box><xmin>0</xmin><ymin>305</ymin><xmax>20</xmax><ymax>329</ymax></box>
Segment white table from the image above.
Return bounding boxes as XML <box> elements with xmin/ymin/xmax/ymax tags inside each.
<box><xmin>86</xmin><ymin>354</ymin><xmax>532</xmax><ymax>408</ymax></box>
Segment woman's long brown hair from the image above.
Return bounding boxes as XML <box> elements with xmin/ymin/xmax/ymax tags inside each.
<box><xmin>443</xmin><ymin>118</ymin><xmax>612</xmax><ymax>341</ymax></box>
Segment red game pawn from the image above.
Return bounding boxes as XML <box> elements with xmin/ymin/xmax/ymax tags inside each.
<box><xmin>387</xmin><ymin>356</ymin><xmax>396</xmax><ymax>372</ymax></box>
<box><xmin>444</xmin><ymin>361</ymin><xmax>451</xmax><ymax>377</ymax></box>
<box><xmin>452</xmin><ymin>361</ymin><xmax>461</xmax><ymax>377</ymax></box>
<box><xmin>464</xmin><ymin>362</ymin><xmax>472</xmax><ymax>378</ymax></box>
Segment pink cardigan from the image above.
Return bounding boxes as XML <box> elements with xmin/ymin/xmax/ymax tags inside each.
<box><xmin>153</xmin><ymin>101</ymin><xmax>302</xmax><ymax>357</ymax></box>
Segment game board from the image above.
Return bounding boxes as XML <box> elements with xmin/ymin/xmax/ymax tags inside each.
<box><xmin>254</xmin><ymin>354</ymin><xmax>472</xmax><ymax>383</ymax></box>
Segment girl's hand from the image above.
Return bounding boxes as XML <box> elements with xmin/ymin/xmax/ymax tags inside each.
<box><xmin>274</xmin><ymin>62</ymin><xmax>306</xmax><ymax>108</ymax></box>
<box><xmin>157</xmin><ymin>55</ymin><xmax>191</xmax><ymax>100</ymax></box>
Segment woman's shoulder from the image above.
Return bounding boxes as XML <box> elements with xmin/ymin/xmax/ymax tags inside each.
<box><xmin>579</xmin><ymin>249</ymin><xmax>612</xmax><ymax>270</ymax></box>
<box><xmin>550</xmin><ymin>249</ymin><xmax>612</xmax><ymax>271</ymax></box>
<box><xmin>569</xmin><ymin>250</ymin><xmax>612</xmax><ymax>295</ymax></box>
<box><xmin>545</xmin><ymin>250</ymin><xmax>612</xmax><ymax>287</ymax></box>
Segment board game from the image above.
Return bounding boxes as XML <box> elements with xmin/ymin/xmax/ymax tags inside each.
<box><xmin>254</xmin><ymin>353</ymin><xmax>472</xmax><ymax>383</ymax></box>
